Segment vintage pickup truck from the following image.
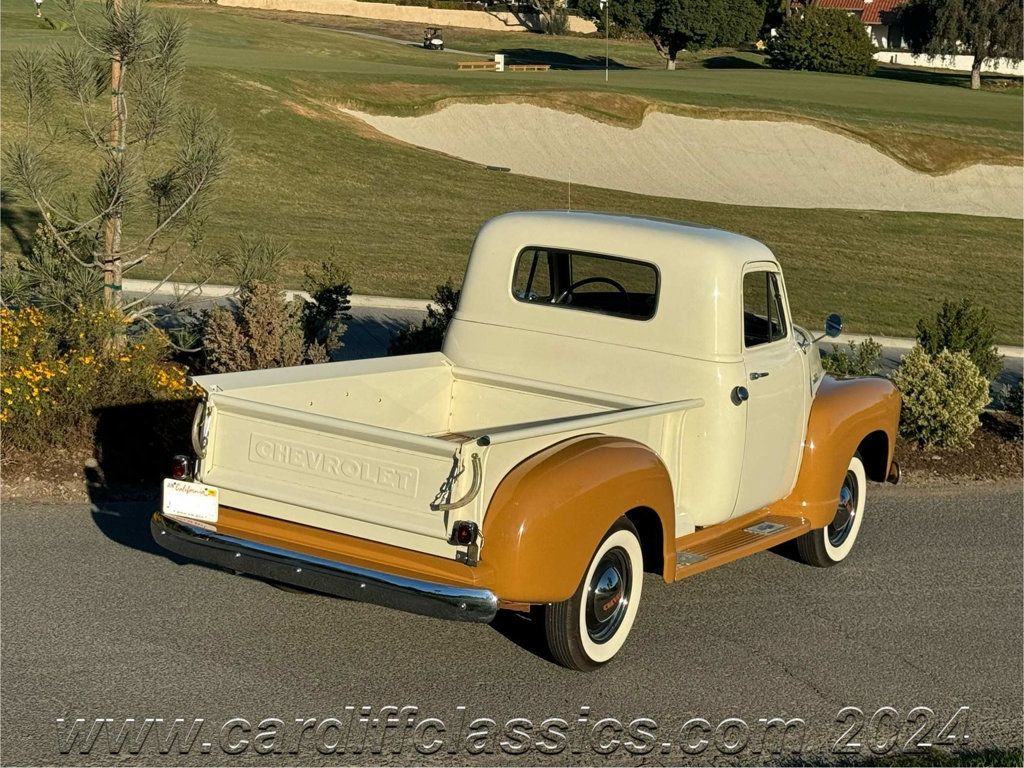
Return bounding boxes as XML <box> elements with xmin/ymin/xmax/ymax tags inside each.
<box><xmin>153</xmin><ymin>211</ymin><xmax>901</xmax><ymax>670</ymax></box>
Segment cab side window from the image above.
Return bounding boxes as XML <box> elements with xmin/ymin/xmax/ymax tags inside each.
<box><xmin>512</xmin><ymin>250</ymin><xmax>553</xmax><ymax>301</ymax></box>
<box><xmin>743</xmin><ymin>270</ymin><xmax>787</xmax><ymax>347</ymax></box>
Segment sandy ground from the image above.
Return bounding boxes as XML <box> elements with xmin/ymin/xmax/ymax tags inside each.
<box><xmin>346</xmin><ymin>103</ymin><xmax>1024</xmax><ymax>219</ymax></box>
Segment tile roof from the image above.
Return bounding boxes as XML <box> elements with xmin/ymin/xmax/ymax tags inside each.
<box><xmin>813</xmin><ymin>0</ymin><xmax>906</xmax><ymax>24</ymax></box>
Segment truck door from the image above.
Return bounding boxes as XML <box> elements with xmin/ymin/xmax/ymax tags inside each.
<box><xmin>734</xmin><ymin>264</ymin><xmax>807</xmax><ymax>515</ymax></box>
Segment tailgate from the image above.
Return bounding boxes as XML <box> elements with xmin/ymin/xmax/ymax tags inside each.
<box><xmin>196</xmin><ymin>392</ymin><xmax>471</xmax><ymax>558</ymax></box>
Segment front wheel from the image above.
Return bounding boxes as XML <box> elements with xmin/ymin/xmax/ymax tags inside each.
<box><xmin>795</xmin><ymin>453</ymin><xmax>867</xmax><ymax>567</ymax></box>
<box><xmin>544</xmin><ymin>517</ymin><xmax>644</xmax><ymax>671</ymax></box>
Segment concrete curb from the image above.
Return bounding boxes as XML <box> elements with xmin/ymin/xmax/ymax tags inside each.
<box><xmin>823</xmin><ymin>333</ymin><xmax>1023</xmax><ymax>358</ymax></box>
<box><xmin>122</xmin><ymin>278</ymin><xmax>1024</xmax><ymax>358</ymax></box>
<box><xmin>122</xmin><ymin>278</ymin><xmax>431</xmax><ymax>311</ymax></box>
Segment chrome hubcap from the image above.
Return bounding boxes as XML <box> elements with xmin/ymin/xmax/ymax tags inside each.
<box><xmin>585</xmin><ymin>547</ymin><xmax>631</xmax><ymax>644</ymax></box>
<box><xmin>828</xmin><ymin>471</ymin><xmax>858</xmax><ymax>547</ymax></box>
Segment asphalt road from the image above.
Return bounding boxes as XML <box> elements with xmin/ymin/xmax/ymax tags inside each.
<box><xmin>1</xmin><ymin>482</ymin><xmax>1021</xmax><ymax>765</ymax></box>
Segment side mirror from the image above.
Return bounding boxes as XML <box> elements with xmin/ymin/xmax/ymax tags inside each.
<box><xmin>812</xmin><ymin>313</ymin><xmax>844</xmax><ymax>343</ymax></box>
<box><xmin>824</xmin><ymin>313</ymin><xmax>843</xmax><ymax>338</ymax></box>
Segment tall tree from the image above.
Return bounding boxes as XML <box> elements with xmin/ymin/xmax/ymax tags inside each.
<box><xmin>648</xmin><ymin>0</ymin><xmax>765</xmax><ymax>68</ymax></box>
<box><xmin>4</xmin><ymin>0</ymin><xmax>228</xmax><ymax>318</ymax></box>
<box><xmin>769</xmin><ymin>7</ymin><xmax>876</xmax><ymax>75</ymax></box>
<box><xmin>576</xmin><ymin>0</ymin><xmax>765</xmax><ymax>68</ymax></box>
<box><xmin>574</xmin><ymin>0</ymin><xmax>653</xmax><ymax>35</ymax></box>
<box><xmin>531</xmin><ymin>0</ymin><xmax>570</xmax><ymax>33</ymax></box>
<box><xmin>898</xmin><ymin>0</ymin><xmax>1023</xmax><ymax>89</ymax></box>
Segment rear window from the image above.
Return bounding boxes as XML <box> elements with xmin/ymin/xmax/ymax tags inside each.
<box><xmin>512</xmin><ymin>248</ymin><xmax>658</xmax><ymax>321</ymax></box>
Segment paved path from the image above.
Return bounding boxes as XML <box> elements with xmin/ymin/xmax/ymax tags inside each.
<box><xmin>1</xmin><ymin>483</ymin><xmax>1021</xmax><ymax>765</ymax></box>
<box><xmin>122</xmin><ymin>278</ymin><xmax>431</xmax><ymax>311</ymax></box>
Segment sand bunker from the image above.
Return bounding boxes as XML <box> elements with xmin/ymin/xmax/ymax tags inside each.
<box><xmin>345</xmin><ymin>104</ymin><xmax>1022</xmax><ymax>219</ymax></box>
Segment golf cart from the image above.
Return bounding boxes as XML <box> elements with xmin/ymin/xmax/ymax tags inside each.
<box><xmin>423</xmin><ymin>27</ymin><xmax>444</xmax><ymax>50</ymax></box>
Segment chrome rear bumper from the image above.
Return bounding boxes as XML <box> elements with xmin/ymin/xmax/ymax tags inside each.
<box><xmin>151</xmin><ymin>512</ymin><xmax>498</xmax><ymax>623</ymax></box>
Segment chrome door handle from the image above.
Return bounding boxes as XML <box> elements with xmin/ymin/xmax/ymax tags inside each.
<box><xmin>750</xmin><ymin>371</ymin><xmax>770</xmax><ymax>380</ymax></box>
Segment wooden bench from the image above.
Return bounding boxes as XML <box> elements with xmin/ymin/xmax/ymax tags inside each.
<box><xmin>457</xmin><ymin>60</ymin><xmax>497</xmax><ymax>71</ymax></box>
<box><xmin>507</xmin><ymin>63</ymin><xmax>551</xmax><ymax>72</ymax></box>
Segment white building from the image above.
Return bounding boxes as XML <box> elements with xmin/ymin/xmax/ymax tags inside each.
<box><xmin>813</xmin><ymin>0</ymin><xmax>906</xmax><ymax>49</ymax></box>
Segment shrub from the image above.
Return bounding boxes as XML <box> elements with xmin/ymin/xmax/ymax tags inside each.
<box><xmin>821</xmin><ymin>337</ymin><xmax>883</xmax><ymax>377</ymax></box>
<box><xmin>916</xmin><ymin>298</ymin><xmax>1003</xmax><ymax>381</ymax></box>
<box><xmin>388</xmin><ymin>282</ymin><xmax>460</xmax><ymax>356</ymax></box>
<box><xmin>0</xmin><ymin>306</ymin><xmax>196</xmax><ymax>451</ymax></box>
<box><xmin>229</xmin><ymin>235</ymin><xmax>289</xmax><ymax>288</ymax></box>
<box><xmin>1</xmin><ymin>225</ymin><xmax>103</xmax><ymax>320</ymax></box>
<box><xmin>769</xmin><ymin>7</ymin><xmax>877</xmax><ymax>75</ymax></box>
<box><xmin>201</xmin><ymin>282</ymin><xmax>327</xmax><ymax>374</ymax></box>
<box><xmin>891</xmin><ymin>346</ymin><xmax>989</xmax><ymax>449</ymax></box>
<box><xmin>1005</xmin><ymin>379</ymin><xmax>1023</xmax><ymax>419</ymax></box>
<box><xmin>301</xmin><ymin>255</ymin><xmax>352</xmax><ymax>352</ymax></box>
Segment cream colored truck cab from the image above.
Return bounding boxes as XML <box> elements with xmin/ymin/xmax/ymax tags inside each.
<box><xmin>153</xmin><ymin>211</ymin><xmax>900</xmax><ymax>671</ymax></box>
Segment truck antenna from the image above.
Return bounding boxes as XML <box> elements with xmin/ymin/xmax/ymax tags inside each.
<box><xmin>567</xmin><ymin>166</ymin><xmax>572</xmax><ymax>211</ymax></box>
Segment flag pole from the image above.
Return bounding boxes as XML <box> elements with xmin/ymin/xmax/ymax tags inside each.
<box><xmin>604</xmin><ymin>0</ymin><xmax>609</xmax><ymax>81</ymax></box>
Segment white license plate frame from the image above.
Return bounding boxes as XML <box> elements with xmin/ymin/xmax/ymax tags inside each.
<box><xmin>162</xmin><ymin>478</ymin><xmax>219</xmax><ymax>523</ymax></box>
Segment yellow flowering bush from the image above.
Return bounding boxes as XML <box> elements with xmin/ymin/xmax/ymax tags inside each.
<box><xmin>1</xmin><ymin>305</ymin><xmax>197</xmax><ymax>451</ymax></box>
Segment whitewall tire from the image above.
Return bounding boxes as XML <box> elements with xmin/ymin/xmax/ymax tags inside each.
<box><xmin>544</xmin><ymin>518</ymin><xmax>644</xmax><ymax>671</ymax></box>
<box><xmin>795</xmin><ymin>453</ymin><xmax>867</xmax><ymax>567</ymax></box>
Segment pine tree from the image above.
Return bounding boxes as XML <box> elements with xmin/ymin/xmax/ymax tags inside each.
<box><xmin>4</xmin><ymin>0</ymin><xmax>229</xmax><ymax>320</ymax></box>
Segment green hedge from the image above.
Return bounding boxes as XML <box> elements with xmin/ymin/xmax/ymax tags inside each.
<box><xmin>769</xmin><ymin>7</ymin><xmax>877</xmax><ymax>75</ymax></box>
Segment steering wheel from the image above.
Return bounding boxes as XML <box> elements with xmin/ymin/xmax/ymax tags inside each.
<box><xmin>554</xmin><ymin>276</ymin><xmax>628</xmax><ymax>305</ymax></box>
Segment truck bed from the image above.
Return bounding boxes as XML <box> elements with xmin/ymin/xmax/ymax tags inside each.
<box><xmin>191</xmin><ymin>353</ymin><xmax>702</xmax><ymax>559</ymax></box>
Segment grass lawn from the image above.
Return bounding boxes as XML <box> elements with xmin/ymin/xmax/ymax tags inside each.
<box><xmin>1</xmin><ymin>1</ymin><xmax>1021</xmax><ymax>341</ymax></box>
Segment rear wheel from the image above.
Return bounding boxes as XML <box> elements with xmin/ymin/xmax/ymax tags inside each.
<box><xmin>544</xmin><ymin>517</ymin><xmax>643</xmax><ymax>671</ymax></box>
<box><xmin>795</xmin><ymin>454</ymin><xmax>866</xmax><ymax>567</ymax></box>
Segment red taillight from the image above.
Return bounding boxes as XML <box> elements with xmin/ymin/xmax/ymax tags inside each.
<box><xmin>451</xmin><ymin>521</ymin><xmax>478</xmax><ymax>546</ymax></box>
<box><xmin>171</xmin><ymin>455</ymin><xmax>191</xmax><ymax>480</ymax></box>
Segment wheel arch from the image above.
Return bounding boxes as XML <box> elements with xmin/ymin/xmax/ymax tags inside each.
<box><xmin>777</xmin><ymin>375</ymin><xmax>901</xmax><ymax>528</ymax></box>
<box><xmin>625</xmin><ymin>505</ymin><xmax>665</xmax><ymax>577</ymax></box>
<box><xmin>479</xmin><ymin>435</ymin><xmax>676</xmax><ymax>604</ymax></box>
<box><xmin>856</xmin><ymin>429</ymin><xmax>890</xmax><ymax>482</ymax></box>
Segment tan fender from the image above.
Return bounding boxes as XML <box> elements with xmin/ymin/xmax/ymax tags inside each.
<box><xmin>775</xmin><ymin>375</ymin><xmax>901</xmax><ymax>528</ymax></box>
<box><xmin>479</xmin><ymin>435</ymin><xmax>676</xmax><ymax>604</ymax></box>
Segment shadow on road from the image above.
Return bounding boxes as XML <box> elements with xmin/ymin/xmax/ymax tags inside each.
<box><xmin>90</xmin><ymin>495</ymin><xmax>188</xmax><ymax>561</ymax></box>
<box><xmin>87</xmin><ymin>399</ymin><xmax>198</xmax><ymax>560</ymax></box>
<box><xmin>490</xmin><ymin>607</ymin><xmax>559</xmax><ymax>665</ymax></box>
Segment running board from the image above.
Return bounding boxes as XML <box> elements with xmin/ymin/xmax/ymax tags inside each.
<box><xmin>673</xmin><ymin>511</ymin><xmax>810</xmax><ymax>580</ymax></box>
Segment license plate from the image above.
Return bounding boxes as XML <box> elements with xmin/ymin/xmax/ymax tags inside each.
<box><xmin>162</xmin><ymin>478</ymin><xmax>219</xmax><ymax>523</ymax></box>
